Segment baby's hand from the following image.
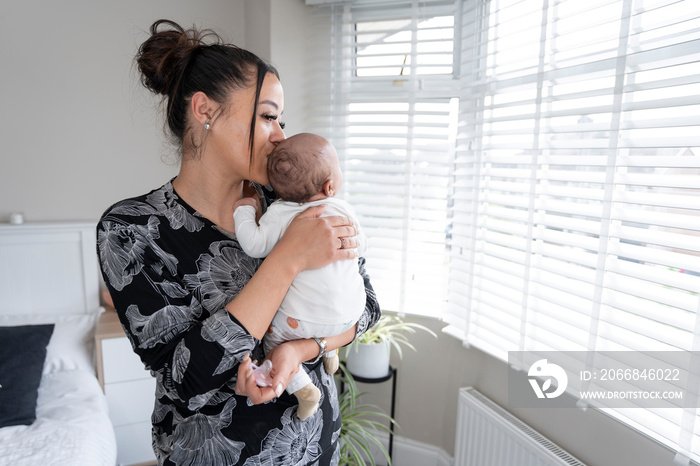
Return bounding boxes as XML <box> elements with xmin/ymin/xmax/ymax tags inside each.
<box><xmin>234</xmin><ymin>197</ymin><xmax>259</xmax><ymax>213</ymax></box>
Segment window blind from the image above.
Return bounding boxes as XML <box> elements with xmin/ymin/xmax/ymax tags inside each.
<box><xmin>444</xmin><ymin>0</ymin><xmax>700</xmax><ymax>462</ymax></box>
<box><xmin>307</xmin><ymin>0</ymin><xmax>700</xmax><ymax>461</ymax></box>
<box><xmin>307</xmin><ymin>0</ymin><xmax>460</xmax><ymax>316</ymax></box>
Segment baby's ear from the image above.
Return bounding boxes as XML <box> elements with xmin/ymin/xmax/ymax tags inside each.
<box><xmin>322</xmin><ymin>179</ymin><xmax>335</xmax><ymax>197</ymax></box>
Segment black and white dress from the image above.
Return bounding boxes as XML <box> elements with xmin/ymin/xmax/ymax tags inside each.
<box><xmin>97</xmin><ymin>181</ymin><xmax>381</xmax><ymax>466</ymax></box>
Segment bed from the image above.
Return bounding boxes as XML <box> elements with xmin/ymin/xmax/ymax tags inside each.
<box><xmin>0</xmin><ymin>222</ymin><xmax>117</xmax><ymax>466</ymax></box>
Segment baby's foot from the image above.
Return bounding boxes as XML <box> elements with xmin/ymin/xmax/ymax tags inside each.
<box><xmin>295</xmin><ymin>384</ymin><xmax>321</xmax><ymax>420</ymax></box>
<box><xmin>323</xmin><ymin>350</ymin><xmax>339</xmax><ymax>375</ymax></box>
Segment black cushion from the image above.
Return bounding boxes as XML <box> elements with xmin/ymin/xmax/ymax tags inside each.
<box><xmin>0</xmin><ymin>324</ymin><xmax>54</xmax><ymax>427</ymax></box>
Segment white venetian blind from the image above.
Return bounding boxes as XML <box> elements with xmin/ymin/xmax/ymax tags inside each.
<box><xmin>307</xmin><ymin>0</ymin><xmax>460</xmax><ymax>316</ymax></box>
<box><xmin>445</xmin><ymin>0</ymin><xmax>700</xmax><ymax>461</ymax></box>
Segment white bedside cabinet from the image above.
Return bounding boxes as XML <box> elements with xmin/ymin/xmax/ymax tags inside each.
<box><xmin>95</xmin><ymin>309</ymin><xmax>157</xmax><ymax>466</ymax></box>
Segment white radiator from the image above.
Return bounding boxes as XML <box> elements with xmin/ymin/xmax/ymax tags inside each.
<box><xmin>455</xmin><ymin>387</ymin><xmax>586</xmax><ymax>466</ymax></box>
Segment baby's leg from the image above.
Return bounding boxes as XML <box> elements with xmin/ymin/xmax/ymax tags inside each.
<box><xmin>319</xmin><ymin>320</ymin><xmax>356</xmax><ymax>375</ymax></box>
<box><xmin>265</xmin><ymin>314</ymin><xmax>321</xmax><ymax>420</ymax></box>
<box><xmin>295</xmin><ymin>384</ymin><xmax>321</xmax><ymax>420</ymax></box>
<box><xmin>287</xmin><ymin>367</ymin><xmax>320</xmax><ymax>420</ymax></box>
<box><xmin>323</xmin><ymin>349</ymin><xmax>339</xmax><ymax>375</ymax></box>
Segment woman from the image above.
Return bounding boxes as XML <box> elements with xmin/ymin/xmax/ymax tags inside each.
<box><xmin>97</xmin><ymin>19</ymin><xmax>381</xmax><ymax>466</ymax></box>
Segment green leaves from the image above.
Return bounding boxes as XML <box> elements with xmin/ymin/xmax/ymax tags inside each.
<box><xmin>337</xmin><ymin>314</ymin><xmax>436</xmax><ymax>464</ymax></box>
<box><xmin>354</xmin><ymin>314</ymin><xmax>437</xmax><ymax>360</ymax></box>
<box><xmin>337</xmin><ymin>364</ymin><xmax>395</xmax><ymax>466</ymax></box>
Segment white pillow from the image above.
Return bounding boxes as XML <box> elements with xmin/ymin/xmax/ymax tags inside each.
<box><xmin>0</xmin><ymin>311</ymin><xmax>101</xmax><ymax>375</ymax></box>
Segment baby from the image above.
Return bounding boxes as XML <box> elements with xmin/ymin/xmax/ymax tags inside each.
<box><xmin>233</xmin><ymin>132</ymin><xmax>367</xmax><ymax>420</ymax></box>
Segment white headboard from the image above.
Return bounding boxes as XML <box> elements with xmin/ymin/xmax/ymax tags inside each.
<box><xmin>0</xmin><ymin>222</ymin><xmax>100</xmax><ymax>316</ymax></box>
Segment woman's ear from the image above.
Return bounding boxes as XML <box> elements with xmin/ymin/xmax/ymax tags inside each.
<box><xmin>190</xmin><ymin>91</ymin><xmax>216</xmax><ymax>127</ymax></box>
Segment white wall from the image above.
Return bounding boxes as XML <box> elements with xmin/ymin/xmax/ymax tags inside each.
<box><xmin>269</xmin><ymin>0</ymin><xmax>311</xmax><ymax>137</ymax></box>
<box><xmin>243</xmin><ymin>0</ymin><xmax>312</xmax><ymax>138</ymax></box>
<box><xmin>0</xmin><ymin>0</ymin><xmax>246</xmax><ymax>223</ymax></box>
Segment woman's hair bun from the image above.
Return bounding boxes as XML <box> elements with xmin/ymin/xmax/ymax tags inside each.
<box><xmin>136</xmin><ymin>19</ymin><xmax>221</xmax><ymax>97</ymax></box>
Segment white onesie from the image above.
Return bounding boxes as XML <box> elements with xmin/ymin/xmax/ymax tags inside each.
<box><xmin>233</xmin><ymin>197</ymin><xmax>367</xmax><ymax>393</ymax></box>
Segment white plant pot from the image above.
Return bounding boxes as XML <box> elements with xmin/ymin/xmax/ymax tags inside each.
<box><xmin>345</xmin><ymin>341</ymin><xmax>391</xmax><ymax>379</ymax></box>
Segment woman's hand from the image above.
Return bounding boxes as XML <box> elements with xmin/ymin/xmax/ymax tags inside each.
<box><xmin>274</xmin><ymin>205</ymin><xmax>359</xmax><ymax>274</ymax></box>
<box><xmin>235</xmin><ymin>344</ymin><xmax>304</xmax><ymax>405</ymax></box>
<box><xmin>235</xmin><ymin>353</ymin><xmax>287</xmax><ymax>404</ymax></box>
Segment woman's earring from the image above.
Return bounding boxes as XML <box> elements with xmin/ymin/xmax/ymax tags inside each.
<box><xmin>204</xmin><ymin>122</ymin><xmax>211</xmax><ymax>130</ymax></box>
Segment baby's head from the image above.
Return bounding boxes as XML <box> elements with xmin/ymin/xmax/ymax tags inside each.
<box><xmin>267</xmin><ymin>133</ymin><xmax>343</xmax><ymax>203</ymax></box>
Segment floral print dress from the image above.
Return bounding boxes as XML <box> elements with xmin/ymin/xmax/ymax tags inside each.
<box><xmin>97</xmin><ymin>181</ymin><xmax>381</xmax><ymax>466</ymax></box>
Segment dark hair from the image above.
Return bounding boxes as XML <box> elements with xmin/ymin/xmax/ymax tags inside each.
<box><xmin>267</xmin><ymin>142</ymin><xmax>330</xmax><ymax>203</ymax></box>
<box><xmin>135</xmin><ymin>19</ymin><xmax>279</xmax><ymax>160</ymax></box>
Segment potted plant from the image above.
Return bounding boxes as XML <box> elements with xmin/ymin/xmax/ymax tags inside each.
<box><xmin>345</xmin><ymin>314</ymin><xmax>436</xmax><ymax>379</ymax></box>
<box><xmin>337</xmin><ymin>363</ymin><xmax>394</xmax><ymax>465</ymax></box>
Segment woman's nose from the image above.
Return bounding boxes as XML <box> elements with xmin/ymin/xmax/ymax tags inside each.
<box><xmin>271</xmin><ymin>122</ymin><xmax>286</xmax><ymax>144</ymax></box>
